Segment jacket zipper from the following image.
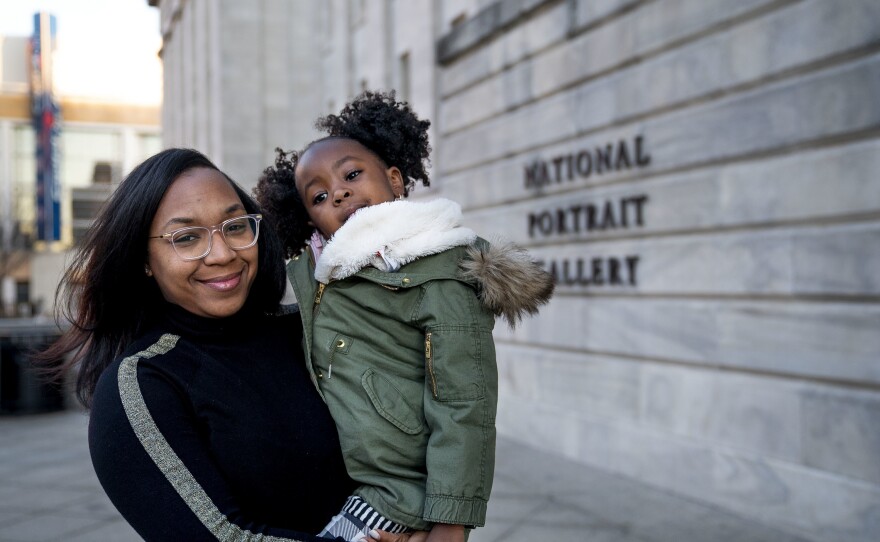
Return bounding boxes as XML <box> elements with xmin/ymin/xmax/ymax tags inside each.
<box><xmin>314</xmin><ymin>283</ymin><xmax>341</xmax><ymax>379</ymax></box>
<box><xmin>425</xmin><ymin>332</ymin><xmax>437</xmax><ymax>399</ymax></box>
<box><xmin>327</xmin><ymin>347</ymin><xmax>335</xmax><ymax>380</ymax></box>
<box><xmin>314</xmin><ymin>282</ymin><xmax>326</xmax><ymax>305</ymax></box>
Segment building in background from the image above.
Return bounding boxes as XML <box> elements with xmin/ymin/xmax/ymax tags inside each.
<box><xmin>0</xmin><ymin>16</ymin><xmax>161</xmax><ymax>317</ymax></box>
<box><xmin>150</xmin><ymin>0</ymin><xmax>441</xmax><ymax>192</ymax></box>
<box><xmin>151</xmin><ymin>1</ymin><xmax>880</xmax><ymax>541</ymax></box>
<box><xmin>149</xmin><ymin>0</ymin><xmax>321</xmax><ymax>189</ymax></box>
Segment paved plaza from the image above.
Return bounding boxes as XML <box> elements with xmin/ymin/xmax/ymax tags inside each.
<box><xmin>0</xmin><ymin>409</ymin><xmax>811</xmax><ymax>542</ymax></box>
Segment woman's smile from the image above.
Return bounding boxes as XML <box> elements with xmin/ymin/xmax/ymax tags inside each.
<box><xmin>199</xmin><ymin>270</ymin><xmax>244</xmax><ymax>292</ymax></box>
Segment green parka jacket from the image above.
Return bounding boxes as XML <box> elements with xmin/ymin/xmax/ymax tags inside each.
<box><xmin>287</xmin><ymin>199</ymin><xmax>554</xmax><ymax>530</ymax></box>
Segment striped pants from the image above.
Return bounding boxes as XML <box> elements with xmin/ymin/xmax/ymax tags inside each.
<box><xmin>319</xmin><ymin>495</ymin><xmax>410</xmax><ymax>541</ymax></box>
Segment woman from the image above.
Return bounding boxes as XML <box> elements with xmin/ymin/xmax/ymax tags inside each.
<box><xmin>37</xmin><ymin>149</ymin><xmax>418</xmax><ymax>541</ymax></box>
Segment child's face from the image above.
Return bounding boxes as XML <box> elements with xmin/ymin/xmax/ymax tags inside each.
<box><xmin>295</xmin><ymin>138</ymin><xmax>404</xmax><ymax>238</ymax></box>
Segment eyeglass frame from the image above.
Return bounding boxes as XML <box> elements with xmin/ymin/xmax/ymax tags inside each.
<box><xmin>148</xmin><ymin>213</ymin><xmax>263</xmax><ymax>261</ymax></box>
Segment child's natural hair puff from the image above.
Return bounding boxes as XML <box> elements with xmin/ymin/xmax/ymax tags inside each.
<box><xmin>255</xmin><ymin>90</ymin><xmax>432</xmax><ymax>258</ymax></box>
<box><xmin>317</xmin><ymin>90</ymin><xmax>431</xmax><ymax>194</ymax></box>
<box><xmin>254</xmin><ymin>148</ymin><xmax>310</xmax><ymax>259</ymax></box>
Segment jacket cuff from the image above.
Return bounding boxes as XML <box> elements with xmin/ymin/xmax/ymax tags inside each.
<box><xmin>423</xmin><ymin>494</ymin><xmax>487</xmax><ymax>527</ymax></box>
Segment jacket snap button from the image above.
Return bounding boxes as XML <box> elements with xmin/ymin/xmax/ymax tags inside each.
<box><xmin>336</xmin><ymin>339</ymin><xmax>346</xmax><ymax>348</ymax></box>
<box><xmin>317</xmin><ymin>371</ymin><xmax>324</xmax><ymax>379</ymax></box>
<box><xmin>402</xmin><ymin>277</ymin><xmax>410</xmax><ymax>284</ymax></box>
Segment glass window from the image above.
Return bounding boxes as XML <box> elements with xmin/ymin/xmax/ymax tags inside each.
<box><xmin>398</xmin><ymin>52</ymin><xmax>411</xmax><ymax>102</ymax></box>
<box><xmin>12</xmin><ymin>125</ymin><xmax>36</xmax><ymax>236</ymax></box>
<box><xmin>59</xmin><ymin>129</ymin><xmax>122</xmax><ymax>188</ymax></box>
<box><xmin>137</xmin><ymin>133</ymin><xmax>162</xmax><ymax>165</ymax></box>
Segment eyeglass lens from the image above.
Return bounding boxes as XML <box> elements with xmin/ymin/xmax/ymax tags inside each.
<box><xmin>171</xmin><ymin>216</ymin><xmax>258</xmax><ymax>260</ymax></box>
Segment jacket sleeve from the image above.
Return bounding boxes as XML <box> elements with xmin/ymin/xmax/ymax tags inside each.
<box><xmin>88</xmin><ymin>360</ymin><xmax>336</xmax><ymax>542</ymax></box>
<box><xmin>418</xmin><ymin>279</ymin><xmax>498</xmax><ymax>527</ymax></box>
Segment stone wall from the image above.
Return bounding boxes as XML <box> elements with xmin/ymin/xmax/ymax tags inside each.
<box><xmin>313</xmin><ymin>0</ymin><xmax>443</xmax><ymax>180</ymax></box>
<box><xmin>153</xmin><ymin>0</ymin><xmax>880</xmax><ymax>539</ymax></box>
<box><xmin>436</xmin><ymin>1</ymin><xmax>880</xmax><ymax>541</ymax></box>
<box><xmin>155</xmin><ymin>0</ymin><xmax>323</xmax><ymax>190</ymax></box>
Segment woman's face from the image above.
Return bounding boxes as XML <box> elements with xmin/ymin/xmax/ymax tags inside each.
<box><xmin>294</xmin><ymin>138</ymin><xmax>404</xmax><ymax>238</ymax></box>
<box><xmin>146</xmin><ymin>167</ymin><xmax>259</xmax><ymax>318</ymax></box>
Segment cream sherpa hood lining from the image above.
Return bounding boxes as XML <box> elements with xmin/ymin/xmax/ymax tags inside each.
<box><xmin>313</xmin><ymin>198</ymin><xmax>477</xmax><ymax>283</ymax></box>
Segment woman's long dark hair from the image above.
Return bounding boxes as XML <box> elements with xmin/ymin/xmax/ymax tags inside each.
<box><xmin>34</xmin><ymin>148</ymin><xmax>286</xmax><ymax>408</ymax></box>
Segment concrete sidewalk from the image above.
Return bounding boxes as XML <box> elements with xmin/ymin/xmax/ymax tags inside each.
<box><xmin>0</xmin><ymin>410</ymin><xmax>809</xmax><ymax>542</ymax></box>
<box><xmin>0</xmin><ymin>410</ymin><xmax>139</xmax><ymax>541</ymax></box>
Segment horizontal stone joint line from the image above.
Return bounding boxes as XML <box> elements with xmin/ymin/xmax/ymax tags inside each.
<box><xmin>548</xmin><ymin>290</ymin><xmax>880</xmax><ymax>305</ymax></box>
<box><xmin>493</xmin><ymin>339</ymin><xmax>880</xmax><ymax>392</ymax></box>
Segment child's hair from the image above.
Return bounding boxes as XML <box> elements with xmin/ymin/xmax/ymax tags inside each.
<box><xmin>255</xmin><ymin>90</ymin><xmax>431</xmax><ymax>258</ymax></box>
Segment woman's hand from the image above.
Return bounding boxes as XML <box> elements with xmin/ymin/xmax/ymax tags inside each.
<box><xmin>362</xmin><ymin>528</ymin><xmax>429</xmax><ymax>542</ymax></box>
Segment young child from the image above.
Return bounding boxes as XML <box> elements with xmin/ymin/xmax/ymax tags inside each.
<box><xmin>256</xmin><ymin>91</ymin><xmax>554</xmax><ymax>542</ymax></box>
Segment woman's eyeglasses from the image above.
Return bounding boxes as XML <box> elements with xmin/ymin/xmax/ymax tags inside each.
<box><xmin>148</xmin><ymin>214</ymin><xmax>262</xmax><ymax>261</ymax></box>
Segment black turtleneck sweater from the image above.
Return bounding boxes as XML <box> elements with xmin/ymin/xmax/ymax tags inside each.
<box><xmin>88</xmin><ymin>304</ymin><xmax>356</xmax><ymax>541</ymax></box>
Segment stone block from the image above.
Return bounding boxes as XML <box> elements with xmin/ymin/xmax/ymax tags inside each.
<box><xmin>792</xmin><ymin>225</ymin><xmax>880</xmax><ymax>296</ymax></box>
<box><xmin>437</xmin><ymin>0</ymin><xmax>557</xmax><ymax>64</ymax></box>
<box><xmin>440</xmin><ymin>51</ymin><xmax>880</xmax><ymax>174</ymax></box>
<box><xmin>700</xmin><ymin>376</ymin><xmax>802</xmax><ymax>462</ymax></box>
<box><xmin>708</xmin><ymin>450</ymin><xmax>880</xmax><ymax>542</ymax></box>
<box><xmin>714</xmin><ymin>302</ymin><xmax>880</xmax><ymax>382</ymax></box>
<box><xmin>446</xmin><ymin>101</ymin><xmax>880</xmax><ymax>227</ymax></box>
<box><xmin>571</xmin><ymin>410</ymin><xmax>718</xmax><ymax>493</ymax></box>
<box><xmin>801</xmin><ymin>390</ymin><xmax>880</xmax><ymax>485</ymax></box>
<box><xmin>497</xmin><ymin>344</ymin><xmax>641</xmax><ymax>420</ymax></box>
<box><xmin>641</xmin><ymin>365</ymin><xmax>803</xmax><ymax>462</ymax></box>
<box><xmin>440</xmin><ymin>1</ymin><xmax>570</xmax><ymax>97</ymax></box>
<box><xmin>494</xmin><ymin>297</ymin><xmax>880</xmax><ymax>384</ymax></box>
<box><xmin>568</xmin><ymin>407</ymin><xmax>643</xmax><ymax>477</ymax></box>
<box><xmin>496</xmin><ymin>394</ymin><xmax>579</xmax><ymax>457</ymax></box>
<box><xmin>499</xmin><ymin>223</ymin><xmax>880</xmax><ymax>297</ymax></box>
<box><xmin>520</xmin><ymin>232</ymin><xmax>793</xmax><ymax>295</ymax></box>
<box><xmin>440</xmin><ymin>0</ymin><xmax>874</xmax><ymax>134</ymax></box>
<box><xmin>570</xmin><ymin>0</ymin><xmax>643</xmax><ymax>33</ymax></box>
<box><xmin>628</xmin><ymin>0</ymin><xmax>774</xmax><ymax>54</ymax></box>
<box><xmin>450</xmin><ymin>115</ymin><xmax>880</xmax><ymax>235</ymax></box>
<box><xmin>495</xmin><ymin>343</ymin><xmax>540</xmax><ymax>400</ymax></box>
<box><xmin>540</xmin><ymin>353</ymin><xmax>640</xmax><ymax>420</ymax></box>
<box><xmin>556</xmin><ymin>409</ymin><xmax>880</xmax><ymax>541</ymax></box>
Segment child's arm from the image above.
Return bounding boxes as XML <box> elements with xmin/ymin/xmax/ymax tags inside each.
<box><xmin>419</xmin><ymin>280</ymin><xmax>498</xmax><ymax>529</ymax></box>
<box><xmin>425</xmin><ymin>523</ymin><xmax>465</xmax><ymax>542</ymax></box>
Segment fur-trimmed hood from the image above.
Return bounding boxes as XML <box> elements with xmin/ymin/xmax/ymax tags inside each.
<box><xmin>460</xmin><ymin>240</ymin><xmax>555</xmax><ymax>327</ymax></box>
<box><xmin>314</xmin><ymin>197</ymin><xmax>555</xmax><ymax>326</ymax></box>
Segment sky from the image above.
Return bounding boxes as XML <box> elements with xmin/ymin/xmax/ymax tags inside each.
<box><xmin>0</xmin><ymin>0</ymin><xmax>162</xmax><ymax>105</ymax></box>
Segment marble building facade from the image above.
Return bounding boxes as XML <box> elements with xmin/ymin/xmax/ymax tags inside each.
<box><xmin>151</xmin><ymin>1</ymin><xmax>880</xmax><ymax>540</ymax></box>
